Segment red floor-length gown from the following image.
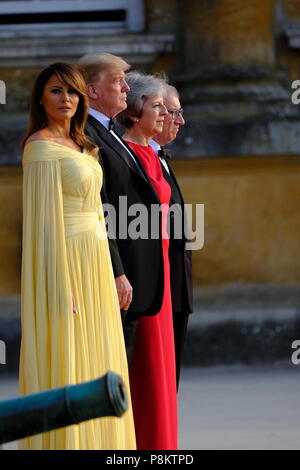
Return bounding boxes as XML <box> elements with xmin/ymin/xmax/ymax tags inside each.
<box><xmin>125</xmin><ymin>142</ymin><xmax>178</xmax><ymax>450</ymax></box>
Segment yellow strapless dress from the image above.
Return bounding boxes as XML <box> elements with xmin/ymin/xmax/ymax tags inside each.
<box><xmin>19</xmin><ymin>141</ymin><xmax>136</xmax><ymax>450</ymax></box>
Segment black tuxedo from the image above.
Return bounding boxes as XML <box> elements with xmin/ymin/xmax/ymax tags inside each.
<box><xmin>85</xmin><ymin>115</ymin><xmax>192</xmax><ymax>386</ymax></box>
<box><xmin>160</xmin><ymin>161</ymin><xmax>193</xmax><ymax>314</ymax></box>
<box><xmin>159</xmin><ymin>155</ymin><xmax>193</xmax><ymax>387</ymax></box>
<box><xmin>85</xmin><ymin>114</ymin><xmax>164</xmax><ymax>316</ymax></box>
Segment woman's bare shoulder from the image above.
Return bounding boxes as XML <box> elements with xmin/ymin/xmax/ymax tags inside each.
<box><xmin>25</xmin><ymin>130</ymin><xmax>51</xmax><ymax>144</ymax></box>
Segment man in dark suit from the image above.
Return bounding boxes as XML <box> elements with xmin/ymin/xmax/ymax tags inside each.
<box><xmin>77</xmin><ymin>53</ymin><xmax>165</xmax><ymax>360</ymax></box>
<box><xmin>78</xmin><ymin>54</ymin><xmax>191</xmax><ymax>387</ymax></box>
<box><xmin>150</xmin><ymin>84</ymin><xmax>193</xmax><ymax>387</ymax></box>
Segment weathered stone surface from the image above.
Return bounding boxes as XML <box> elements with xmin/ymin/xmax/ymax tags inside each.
<box><xmin>1</xmin><ymin>286</ymin><xmax>300</xmax><ymax>370</ymax></box>
<box><xmin>0</xmin><ymin>136</ymin><xmax>24</xmax><ymax>165</ymax></box>
<box><xmin>144</xmin><ymin>0</ymin><xmax>177</xmax><ymax>33</ymax></box>
<box><xmin>1</xmin><ymin>1</ymin><xmax>300</xmax><ymax>336</ymax></box>
<box><xmin>182</xmin><ymin>0</ymin><xmax>274</xmax><ymax>68</ymax></box>
<box><xmin>183</xmin><ymin>317</ymin><xmax>300</xmax><ymax>366</ymax></box>
<box><xmin>171</xmin><ymin>156</ymin><xmax>300</xmax><ymax>285</ymax></box>
<box><xmin>0</xmin><ymin>30</ymin><xmax>175</xmax><ymax>68</ymax></box>
<box><xmin>170</xmin><ymin>118</ymin><xmax>300</xmax><ymax>158</ymax></box>
<box><xmin>0</xmin><ymin>114</ymin><xmax>27</xmax><ymax>164</ymax></box>
<box><xmin>280</xmin><ymin>0</ymin><xmax>300</xmax><ymax>20</ymax></box>
<box><xmin>158</xmin><ymin>0</ymin><xmax>300</xmax><ymax>158</ymax></box>
<box><xmin>0</xmin><ymin>168</ymin><xmax>22</xmax><ymax>297</ymax></box>
<box><xmin>0</xmin><ymin>68</ymin><xmax>34</xmax><ymax>113</ymax></box>
<box><xmin>182</xmin><ymin>283</ymin><xmax>300</xmax><ymax>366</ymax></box>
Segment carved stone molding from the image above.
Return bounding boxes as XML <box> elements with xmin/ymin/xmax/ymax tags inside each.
<box><xmin>0</xmin><ymin>28</ymin><xmax>175</xmax><ymax>67</ymax></box>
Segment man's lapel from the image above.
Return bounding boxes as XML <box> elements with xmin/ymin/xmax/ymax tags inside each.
<box><xmin>167</xmin><ymin>164</ymin><xmax>185</xmax><ymax>205</ymax></box>
<box><xmin>87</xmin><ymin>115</ymin><xmax>160</xmax><ymax>201</ymax></box>
<box><xmin>160</xmin><ymin>161</ymin><xmax>184</xmax><ymax>206</ymax></box>
<box><xmin>87</xmin><ymin>115</ymin><xmax>147</xmax><ymax>179</ymax></box>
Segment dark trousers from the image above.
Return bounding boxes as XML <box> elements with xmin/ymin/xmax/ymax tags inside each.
<box><xmin>122</xmin><ymin>313</ymin><xmax>139</xmax><ymax>368</ymax></box>
<box><xmin>172</xmin><ymin>312</ymin><xmax>189</xmax><ymax>390</ymax></box>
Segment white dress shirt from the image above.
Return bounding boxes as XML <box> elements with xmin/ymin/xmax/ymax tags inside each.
<box><xmin>149</xmin><ymin>139</ymin><xmax>170</xmax><ymax>175</ymax></box>
<box><xmin>88</xmin><ymin>108</ymin><xmax>138</xmax><ymax>164</ymax></box>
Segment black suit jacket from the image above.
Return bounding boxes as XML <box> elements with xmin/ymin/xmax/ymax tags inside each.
<box><xmin>85</xmin><ymin>115</ymin><xmax>164</xmax><ymax>316</ymax></box>
<box><xmin>161</xmin><ymin>159</ymin><xmax>193</xmax><ymax>314</ymax></box>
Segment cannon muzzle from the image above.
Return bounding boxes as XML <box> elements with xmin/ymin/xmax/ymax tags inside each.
<box><xmin>0</xmin><ymin>371</ymin><xmax>127</xmax><ymax>444</ymax></box>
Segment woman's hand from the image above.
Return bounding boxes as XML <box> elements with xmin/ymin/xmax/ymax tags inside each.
<box><xmin>72</xmin><ymin>295</ymin><xmax>78</xmax><ymax>314</ymax></box>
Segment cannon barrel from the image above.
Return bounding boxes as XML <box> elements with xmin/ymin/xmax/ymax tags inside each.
<box><xmin>0</xmin><ymin>371</ymin><xmax>127</xmax><ymax>444</ymax></box>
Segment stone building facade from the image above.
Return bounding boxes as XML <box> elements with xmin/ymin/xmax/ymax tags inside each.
<box><xmin>0</xmin><ymin>0</ymin><xmax>300</xmax><ymax>366</ymax></box>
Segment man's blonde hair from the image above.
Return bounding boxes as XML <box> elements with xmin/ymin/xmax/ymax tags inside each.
<box><xmin>77</xmin><ymin>53</ymin><xmax>130</xmax><ymax>83</ymax></box>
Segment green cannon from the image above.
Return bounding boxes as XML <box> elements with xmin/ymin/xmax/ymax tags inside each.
<box><xmin>0</xmin><ymin>371</ymin><xmax>127</xmax><ymax>445</ymax></box>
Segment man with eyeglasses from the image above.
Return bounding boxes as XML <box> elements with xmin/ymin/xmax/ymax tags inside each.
<box><xmin>150</xmin><ymin>84</ymin><xmax>193</xmax><ymax>389</ymax></box>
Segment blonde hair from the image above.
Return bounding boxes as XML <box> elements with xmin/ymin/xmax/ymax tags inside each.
<box><xmin>77</xmin><ymin>53</ymin><xmax>130</xmax><ymax>83</ymax></box>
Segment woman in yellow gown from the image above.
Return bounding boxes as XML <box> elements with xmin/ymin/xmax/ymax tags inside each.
<box><xmin>19</xmin><ymin>63</ymin><xmax>136</xmax><ymax>450</ymax></box>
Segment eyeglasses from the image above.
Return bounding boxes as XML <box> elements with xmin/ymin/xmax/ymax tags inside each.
<box><xmin>167</xmin><ymin>108</ymin><xmax>184</xmax><ymax>119</ymax></box>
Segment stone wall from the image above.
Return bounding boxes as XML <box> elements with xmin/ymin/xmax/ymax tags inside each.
<box><xmin>1</xmin><ymin>155</ymin><xmax>300</xmax><ymax>297</ymax></box>
<box><xmin>159</xmin><ymin>0</ymin><xmax>300</xmax><ymax>157</ymax></box>
<box><xmin>2</xmin><ymin>0</ymin><xmax>300</xmax><ymax>159</ymax></box>
<box><xmin>1</xmin><ymin>156</ymin><xmax>300</xmax><ymax>369</ymax></box>
<box><xmin>174</xmin><ymin>155</ymin><xmax>300</xmax><ymax>284</ymax></box>
<box><xmin>1</xmin><ymin>1</ymin><xmax>300</xmax><ymax>367</ymax></box>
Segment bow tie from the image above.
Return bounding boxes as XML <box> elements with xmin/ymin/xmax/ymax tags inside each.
<box><xmin>158</xmin><ymin>147</ymin><xmax>172</xmax><ymax>160</ymax></box>
<box><xmin>108</xmin><ymin>118</ymin><xmax>115</xmax><ymax>131</ymax></box>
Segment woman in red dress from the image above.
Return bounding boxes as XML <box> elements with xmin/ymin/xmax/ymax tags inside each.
<box><xmin>117</xmin><ymin>72</ymin><xmax>178</xmax><ymax>450</ymax></box>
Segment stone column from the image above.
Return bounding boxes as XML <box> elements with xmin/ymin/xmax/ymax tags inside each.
<box><xmin>182</xmin><ymin>0</ymin><xmax>274</xmax><ymax>69</ymax></box>
<box><xmin>166</xmin><ymin>0</ymin><xmax>300</xmax><ymax>158</ymax></box>
<box><xmin>276</xmin><ymin>0</ymin><xmax>300</xmax><ymax>80</ymax></box>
